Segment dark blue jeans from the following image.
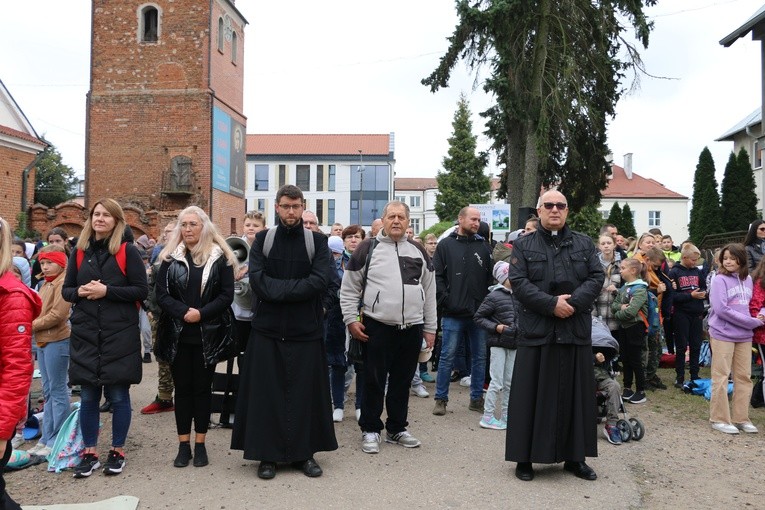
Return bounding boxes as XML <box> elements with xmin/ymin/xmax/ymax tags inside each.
<box><xmin>80</xmin><ymin>384</ymin><xmax>131</xmax><ymax>448</ymax></box>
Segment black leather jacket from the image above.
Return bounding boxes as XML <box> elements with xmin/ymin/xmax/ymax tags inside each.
<box><xmin>155</xmin><ymin>245</ymin><xmax>236</xmax><ymax>366</ymax></box>
<box><xmin>508</xmin><ymin>225</ymin><xmax>603</xmax><ymax>347</ymax></box>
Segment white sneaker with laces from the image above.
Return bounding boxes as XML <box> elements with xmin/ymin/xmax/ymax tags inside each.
<box><xmin>385</xmin><ymin>431</ymin><xmax>421</xmax><ymax>448</ymax></box>
<box><xmin>361</xmin><ymin>432</ymin><xmax>381</xmax><ymax>454</ymax></box>
<box><xmin>411</xmin><ymin>384</ymin><xmax>429</xmax><ymax>398</ymax></box>
<box><xmin>27</xmin><ymin>442</ymin><xmax>46</xmax><ymax>455</ymax></box>
<box><xmin>459</xmin><ymin>376</ymin><xmax>471</xmax><ymax>387</ymax></box>
<box><xmin>711</xmin><ymin>422</ymin><xmax>740</xmax><ymax>434</ymax></box>
<box><xmin>332</xmin><ymin>408</ymin><xmax>344</xmax><ymax>422</ymax></box>
<box><xmin>735</xmin><ymin>422</ymin><xmax>759</xmax><ymax>433</ymax></box>
<box><xmin>11</xmin><ymin>433</ymin><xmax>24</xmax><ymax>450</ymax></box>
<box><xmin>36</xmin><ymin>446</ymin><xmax>52</xmax><ymax>458</ymax></box>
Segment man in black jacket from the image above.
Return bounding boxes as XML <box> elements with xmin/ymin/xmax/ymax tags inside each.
<box><xmin>505</xmin><ymin>190</ymin><xmax>604</xmax><ymax>482</ymax></box>
<box><xmin>231</xmin><ymin>185</ymin><xmax>337</xmax><ymax>480</ymax></box>
<box><xmin>432</xmin><ymin>206</ymin><xmax>493</xmax><ymax>416</ymax></box>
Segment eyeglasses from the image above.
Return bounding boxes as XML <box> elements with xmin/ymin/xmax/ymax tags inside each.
<box><xmin>542</xmin><ymin>202</ymin><xmax>567</xmax><ymax>211</ymax></box>
<box><xmin>180</xmin><ymin>222</ymin><xmax>200</xmax><ymax>229</ymax></box>
<box><xmin>278</xmin><ymin>204</ymin><xmax>303</xmax><ymax>211</ymax></box>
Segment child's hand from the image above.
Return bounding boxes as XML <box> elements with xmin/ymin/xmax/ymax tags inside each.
<box><xmin>620</xmin><ymin>304</ymin><xmax>629</xmax><ymax>310</ymax></box>
<box><xmin>595</xmin><ymin>353</ymin><xmax>605</xmax><ymax>363</ymax></box>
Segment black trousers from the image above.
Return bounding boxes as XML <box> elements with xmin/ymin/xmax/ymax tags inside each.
<box><xmin>170</xmin><ymin>343</ymin><xmax>215</xmax><ymax>436</ymax></box>
<box><xmin>359</xmin><ymin>317</ymin><xmax>422</xmax><ymax>435</ymax></box>
<box><xmin>1</xmin><ymin>433</ymin><xmax>21</xmax><ymax>510</ymax></box>
<box><xmin>673</xmin><ymin>310</ymin><xmax>703</xmax><ymax>381</ymax></box>
<box><xmin>615</xmin><ymin>323</ymin><xmax>646</xmax><ymax>392</ymax></box>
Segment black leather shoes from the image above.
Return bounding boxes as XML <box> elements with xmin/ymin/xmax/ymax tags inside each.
<box><xmin>257</xmin><ymin>461</ymin><xmax>276</xmax><ymax>480</ymax></box>
<box><xmin>515</xmin><ymin>462</ymin><xmax>534</xmax><ymax>481</ymax></box>
<box><xmin>292</xmin><ymin>458</ymin><xmax>322</xmax><ymax>478</ymax></box>
<box><xmin>564</xmin><ymin>461</ymin><xmax>597</xmax><ymax>480</ymax></box>
<box><xmin>99</xmin><ymin>400</ymin><xmax>112</xmax><ymax>413</ymax></box>
<box><xmin>192</xmin><ymin>443</ymin><xmax>208</xmax><ymax>467</ymax></box>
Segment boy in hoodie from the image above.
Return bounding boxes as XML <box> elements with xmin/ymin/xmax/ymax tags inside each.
<box><xmin>668</xmin><ymin>244</ymin><xmax>707</xmax><ymax>387</ymax></box>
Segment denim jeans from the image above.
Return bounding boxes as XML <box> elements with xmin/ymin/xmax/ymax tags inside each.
<box><xmin>330</xmin><ymin>363</ymin><xmax>363</xmax><ymax>411</ymax></box>
<box><xmin>37</xmin><ymin>339</ymin><xmax>71</xmax><ymax>447</ymax></box>
<box><xmin>435</xmin><ymin>317</ymin><xmax>487</xmax><ymax>401</ymax></box>
<box><xmin>80</xmin><ymin>384</ymin><xmax>131</xmax><ymax>448</ymax></box>
<box><xmin>484</xmin><ymin>346</ymin><xmax>516</xmax><ymax>419</ymax></box>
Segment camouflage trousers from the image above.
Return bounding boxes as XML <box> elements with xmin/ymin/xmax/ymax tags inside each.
<box><xmin>642</xmin><ymin>329</ymin><xmax>662</xmax><ymax>380</ymax></box>
<box><xmin>151</xmin><ymin>317</ymin><xmax>174</xmax><ymax>401</ymax></box>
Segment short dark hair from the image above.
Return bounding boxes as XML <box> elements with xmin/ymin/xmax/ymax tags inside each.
<box><xmin>341</xmin><ymin>224</ymin><xmax>365</xmax><ymax>240</ymax></box>
<box><xmin>718</xmin><ymin>243</ymin><xmax>749</xmax><ymax>279</ymax></box>
<box><xmin>276</xmin><ymin>184</ymin><xmax>303</xmax><ymax>203</ymax></box>
<box><xmin>599</xmin><ymin>223</ymin><xmax>616</xmax><ymax>235</ymax></box>
<box><xmin>648</xmin><ymin>228</ymin><xmax>663</xmax><ymax>236</ymax></box>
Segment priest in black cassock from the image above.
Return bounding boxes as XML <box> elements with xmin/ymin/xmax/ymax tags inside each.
<box><xmin>505</xmin><ymin>189</ymin><xmax>604</xmax><ymax>482</ymax></box>
<box><xmin>231</xmin><ymin>184</ymin><xmax>337</xmax><ymax>480</ymax></box>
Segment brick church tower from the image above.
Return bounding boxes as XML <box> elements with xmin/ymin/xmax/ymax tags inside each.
<box><xmin>86</xmin><ymin>0</ymin><xmax>247</xmax><ymax>237</ymax></box>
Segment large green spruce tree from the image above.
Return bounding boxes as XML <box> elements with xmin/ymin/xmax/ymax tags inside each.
<box><xmin>720</xmin><ymin>148</ymin><xmax>758</xmax><ymax>231</ymax></box>
<box><xmin>435</xmin><ymin>94</ymin><xmax>491</xmax><ymax>222</ymax></box>
<box><xmin>688</xmin><ymin>147</ymin><xmax>723</xmax><ymax>245</ymax></box>
<box><xmin>423</xmin><ymin>1</ymin><xmax>656</xmax><ymax>222</ymax></box>
<box><xmin>621</xmin><ymin>203</ymin><xmax>637</xmax><ymax>238</ymax></box>
<box><xmin>606</xmin><ymin>202</ymin><xmax>623</xmax><ymax>232</ymax></box>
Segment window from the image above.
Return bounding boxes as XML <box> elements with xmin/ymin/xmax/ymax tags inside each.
<box><xmin>140</xmin><ymin>5</ymin><xmax>159</xmax><ymax>42</ymax></box>
<box><xmin>254</xmin><ymin>164</ymin><xmax>269</xmax><ymax>191</ymax></box>
<box><xmin>169</xmin><ymin>156</ymin><xmax>192</xmax><ymax>191</ymax></box>
<box><xmin>231</xmin><ymin>32</ymin><xmax>238</xmax><ymax>64</ymax></box>
<box><xmin>257</xmin><ymin>199</ymin><xmax>266</xmax><ymax>212</ymax></box>
<box><xmin>328</xmin><ymin>165</ymin><xmax>336</xmax><ymax>191</ymax></box>
<box><xmin>409</xmin><ymin>196</ymin><xmax>421</xmax><ymax>208</ymax></box>
<box><xmin>648</xmin><ymin>210</ymin><xmax>661</xmax><ymax>227</ymax></box>
<box><xmin>350</xmin><ymin>164</ymin><xmax>390</xmax><ymax>225</ymax></box>
<box><xmin>328</xmin><ymin>199</ymin><xmax>336</xmax><ymax>225</ymax></box>
<box><xmin>316</xmin><ymin>199</ymin><xmax>324</xmax><ymax>225</ymax></box>
<box><xmin>410</xmin><ymin>218</ymin><xmax>420</xmax><ymax>233</ymax></box>
<box><xmin>600</xmin><ymin>210</ymin><xmax>609</xmax><ymax>219</ymax></box>
<box><xmin>395</xmin><ymin>195</ymin><xmax>405</xmax><ymax>203</ymax></box>
<box><xmin>230</xmin><ymin>218</ymin><xmax>237</xmax><ymax>235</ymax></box>
<box><xmin>296</xmin><ymin>165</ymin><xmax>310</xmax><ymax>191</ymax></box>
<box><xmin>755</xmin><ymin>139</ymin><xmax>763</xmax><ymax>169</ymax></box>
<box><xmin>278</xmin><ymin>165</ymin><xmax>286</xmax><ymax>187</ymax></box>
<box><xmin>217</xmin><ymin>17</ymin><xmax>224</xmax><ymax>51</ymax></box>
<box><xmin>316</xmin><ymin>165</ymin><xmax>324</xmax><ymax>192</ymax></box>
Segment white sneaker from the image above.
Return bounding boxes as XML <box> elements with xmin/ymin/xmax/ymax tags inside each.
<box><xmin>711</xmin><ymin>422</ymin><xmax>740</xmax><ymax>434</ymax></box>
<box><xmin>332</xmin><ymin>408</ymin><xmax>344</xmax><ymax>423</ymax></box>
<box><xmin>411</xmin><ymin>384</ymin><xmax>429</xmax><ymax>398</ymax></box>
<box><xmin>355</xmin><ymin>409</ymin><xmax>361</xmax><ymax>422</ymax></box>
<box><xmin>36</xmin><ymin>446</ymin><xmax>52</xmax><ymax>458</ymax></box>
<box><xmin>735</xmin><ymin>422</ymin><xmax>759</xmax><ymax>433</ymax></box>
<box><xmin>27</xmin><ymin>442</ymin><xmax>46</xmax><ymax>455</ymax></box>
<box><xmin>361</xmin><ymin>432</ymin><xmax>381</xmax><ymax>454</ymax></box>
<box><xmin>385</xmin><ymin>430</ymin><xmax>421</xmax><ymax>448</ymax></box>
<box><xmin>11</xmin><ymin>433</ymin><xmax>24</xmax><ymax>450</ymax></box>
<box><xmin>459</xmin><ymin>376</ymin><xmax>471</xmax><ymax>387</ymax></box>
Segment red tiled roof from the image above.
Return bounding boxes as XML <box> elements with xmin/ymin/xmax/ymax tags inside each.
<box><xmin>603</xmin><ymin>164</ymin><xmax>687</xmax><ymax>199</ymax></box>
<box><xmin>0</xmin><ymin>125</ymin><xmax>46</xmax><ymax>146</ymax></box>
<box><xmin>247</xmin><ymin>134</ymin><xmax>391</xmax><ymax>156</ymax></box>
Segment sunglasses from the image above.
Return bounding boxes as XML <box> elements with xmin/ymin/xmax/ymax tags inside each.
<box><xmin>542</xmin><ymin>202</ymin><xmax>567</xmax><ymax>211</ymax></box>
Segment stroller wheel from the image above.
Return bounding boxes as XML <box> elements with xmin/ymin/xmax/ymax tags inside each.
<box><xmin>628</xmin><ymin>418</ymin><xmax>645</xmax><ymax>441</ymax></box>
<box><xmin>616</xmin><ymin>419</ymin><xmax>633</xmax><ymax>442</ymax></box>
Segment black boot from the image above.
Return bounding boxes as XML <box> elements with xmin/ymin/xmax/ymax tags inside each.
<box><xmin>173</xmin><ymin>442</ymin><xmax>192</xmax><ymax>468</ymax></box>
<box><xmin>193</xmin><ymin>443</ymin><xmax>208</xmax><ymax>467</ymax></box>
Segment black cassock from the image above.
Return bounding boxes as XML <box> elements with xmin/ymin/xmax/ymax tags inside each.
<box><xmin>505</xmin><ymin>343</ymin><xmax>597</xmax><ymax>463</ymax></box>
<box><xmin>230</xmin><ymin>332</ymin><xmax>338</xmax><ymax>462</ymax></box>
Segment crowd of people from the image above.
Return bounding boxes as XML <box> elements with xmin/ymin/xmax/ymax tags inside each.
<box><xmin>3</xmin><ymin>185</ymin><xmax>765</xmax><ymax>507</ymax></box>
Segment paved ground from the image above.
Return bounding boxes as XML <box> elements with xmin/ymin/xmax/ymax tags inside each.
<box><xmin>7</xmin><ymin>363</ymin><xmax>765</xmax><ymax>509</ymax></box>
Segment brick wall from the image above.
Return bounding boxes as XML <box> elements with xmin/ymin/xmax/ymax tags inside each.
<box><xmin>0</xmin><ymin>146</ymin><xmax>36</xmax><ymax>230</ymax></box>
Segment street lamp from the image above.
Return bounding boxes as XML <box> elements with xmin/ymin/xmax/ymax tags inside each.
<box><xmin>358</xmin><ymin>149</ymin><xmax>365</xmax><ymax>226</ymax></box>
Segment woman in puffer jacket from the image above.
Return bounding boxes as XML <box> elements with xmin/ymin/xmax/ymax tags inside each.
<box><xmin>0</xmin><ymin>215</ymin><xmax>42</xmax><ymax>509</ymax></box>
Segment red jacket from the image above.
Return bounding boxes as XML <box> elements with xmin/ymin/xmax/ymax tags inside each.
<box><xmin>749</xmin><ymin>279</ymin><xmax>765</xmax><ymax>345</ymax></box>
<box><xmin>0</xmin><ymin>271</ymin><xmax>42</xmax><ymax>440</ymax></box>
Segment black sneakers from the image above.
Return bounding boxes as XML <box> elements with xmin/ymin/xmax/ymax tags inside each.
<box><xmin>73</xmin><ymin>453</ymin><xmax>101</xmax><ymax>479</ymax></box>
<box><xmin>102</xmin><ymin>450</ymin><xmax>126</xmax><ymax>475</ymax></box>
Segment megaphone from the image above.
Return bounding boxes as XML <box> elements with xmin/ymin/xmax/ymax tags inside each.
<box><xmin>226</xmin><ymin>236</ymin><xmax>252</xmax><ymax>309</ymax></box>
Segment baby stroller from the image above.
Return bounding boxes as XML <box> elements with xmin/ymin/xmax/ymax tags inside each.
<box><xmin>592</xmin><ymin>317</ymin><xmax>646</xmax><ymax>442</ymax></box>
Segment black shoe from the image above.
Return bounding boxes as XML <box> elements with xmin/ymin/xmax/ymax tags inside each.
<box><xmin>648</xmin><ymin>376</ymin><xmax>667</xmax><ymax>390</ymax></box>
<box><xmin>515</xmin><ymin>462</ymin><xmax>534</xmax><ymax>481</ymax></box>
<box><xmin>564</xmin><ymin>461</ymin><xmax>597</xmax><ymax>481</ymax></box>
<box><xmin>173</xmin><ymin>442</ymin><xmax>192</xmax><ymax>468</ymax></box>
<box><xmin>292</xmin><ymin>458</ymin><xmax>322</xmax><ymax>478</ymax></box>
<box><xmin>450</xmin><ymin>372</ymin><xmax>462</xmax><ymax>382</ymax></box>
<box><xmin>193</xmin><ymin>443</ymin><xmax>208</xmax><ymax>467</ymax></box>
<box><xmin>257</xmin><ymin>461</ymin><xmax>276</xmax><ymax>480</ymax></box>
<box><xmin>143</xmin><ymin>353</ymin><xmax>152</xmax><ymax>363</ymax></box>
<box><xmin>99</xmin><ymin>400</ymin><xmax>112</xmax><ymax>413</ymax></box>
<box><xmin>674</xmin><ymin>379</ymin><xmax>684</xmax><ymax>389</ymax></box>
<box><xmin>628</xmin><ymin>391</ymin><xmax>646</xmax><ymax>404</ymax></box>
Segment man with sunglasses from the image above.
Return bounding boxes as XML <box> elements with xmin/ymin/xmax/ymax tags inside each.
<box><xmin>505</xmin><ymin>190</ymin><xmax>604</xmax><ymax>483</ymax></box>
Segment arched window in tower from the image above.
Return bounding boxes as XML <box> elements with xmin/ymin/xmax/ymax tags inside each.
<box><xmin>218</xmin><ymin>17</ymin><xmax>224</xmax><ymax>52</ymax></box>
<box><xmin>232</xmin><ymin>31</ymin><xmax>238</xmax><ymax>64</ymax></box>
<box><xmin>140</xmin><ymin>5</ymin><xmax>159</xmax><ymax>43</ymax></box>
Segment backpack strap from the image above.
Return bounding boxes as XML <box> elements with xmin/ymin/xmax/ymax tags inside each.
<box><xmin>262</xmin><ymin>227</ymin><xmax>315</xmax><ymax>263</ymax></box>
<box><xmin>262</xmin><ymin>228</ymin><xmax>277</xmax><ymax>258</ymax></box>
<box><xmin>76</xmin><ymin>242</ymin><xmax>128</xmax><ymax>275</ymax></box>
<box><xmin>76</xmin><ymin>249</ymin><xmax>84</xmax><ymax>269</ymax></box>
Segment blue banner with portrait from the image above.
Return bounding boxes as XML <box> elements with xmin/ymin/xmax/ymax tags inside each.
<box><xmin>212</xmin><ymin>106</ymin><xmax>245</xmax><ymax>198</ymax></box>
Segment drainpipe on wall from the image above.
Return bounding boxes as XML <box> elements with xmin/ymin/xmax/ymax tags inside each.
<box><xmin>21</xmin><ymin>150</ymin><xmax>46</xmax><ymax>212</ymax></box>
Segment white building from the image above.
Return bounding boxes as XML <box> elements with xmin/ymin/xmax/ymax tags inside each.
<box><xmin>716</xmin><ymin>108</ymin><xmax>765</xmax><ymax>214</ymax></box>
<box><xmin>245</xmin><ymin>134</ymin><xmax>395</xmax><ymax>233</ymax></box>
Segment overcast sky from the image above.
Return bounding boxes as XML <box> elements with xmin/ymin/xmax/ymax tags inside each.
<box><xmin>2</xmin><ymin>0</ymin><xmax>765</xmax><ymax>201</ymax></box>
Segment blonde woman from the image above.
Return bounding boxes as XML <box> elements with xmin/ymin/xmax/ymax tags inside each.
<box><xmin>155</xmin><ymin>206</ymin><xmax>237</xmax><ymax>468</ymax></box>
<box><xmin>62</xmin><ymin>198</ymin><xmax>149</xmax><ymax>478</ymax></box>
